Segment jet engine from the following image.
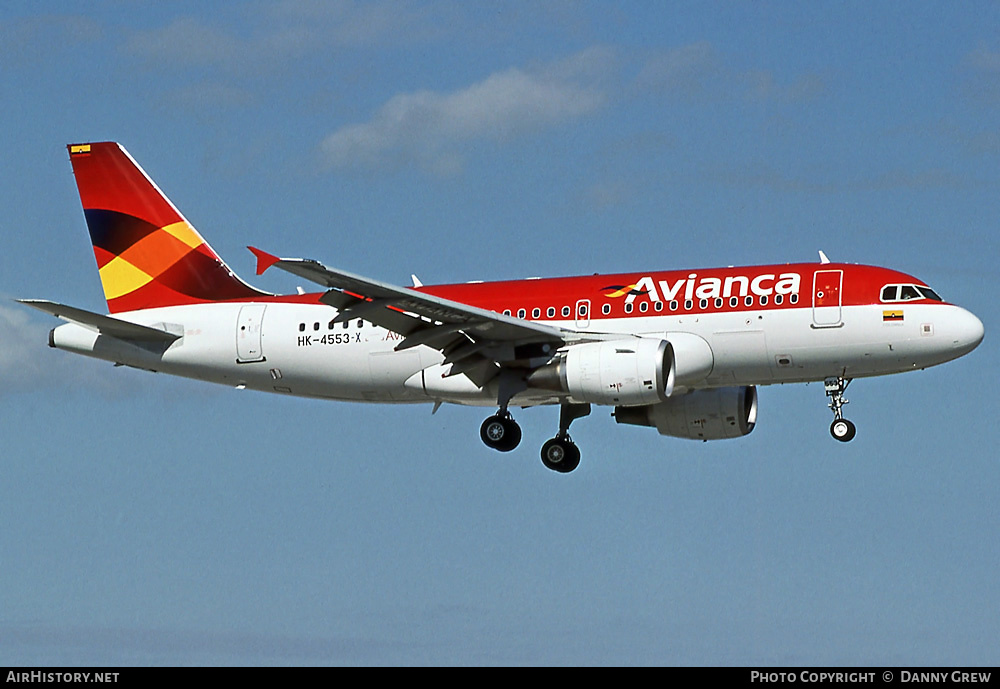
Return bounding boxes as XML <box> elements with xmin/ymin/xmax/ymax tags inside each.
<box><xmin>614</xmin><ymin>386</ymin><xmax>758</xmax><ymax>440</ymax></box>
<box><xmin>526</xmin><ymin>334</ymin><xmax>714</xmax><ymax>406</ymax></box>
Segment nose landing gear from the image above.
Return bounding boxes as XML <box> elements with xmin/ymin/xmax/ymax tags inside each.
<box><xmin>825</xmin><ymin>376</ymin><xmax>856</xmax><ymax>442</ymax></box>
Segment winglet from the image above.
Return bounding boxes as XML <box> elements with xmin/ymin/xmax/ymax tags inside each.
<box><xmin>248</xmin><ymin>246</ymin><xmax>281</xmax><ymax>275</ymax></box>
<box><xmin>818</xmin><ymin>250</ymin><xmax>831</xmax><ymax>264</ymax></box>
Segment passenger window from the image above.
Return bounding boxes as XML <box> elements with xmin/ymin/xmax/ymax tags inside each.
<box><xmin>775</xmin><ymin>294</ymin><xmax>783</xmax><ymax>305</ymax></box>
<box><xmin>639</xmin><ymin>301</ymin><xmax>648</xmax><ymax>313</ymax></box>
<box><xmin>730</xmin><ymin>297</ymin><xmax>738</xmax><ymax>308</ymax></box>
<box><xmin>669</xmin><ymin>300</ymin><xmax>678</xmax><ymax>311</ymax></box>
<box><xmin>517</xmin><ymin>308</ymin><xmax>526</xmax><ymax>319</ymax></box>
<box><xmin>714</xmin><ymin>298</ymin><xmax>723</xmax><ymax>308</ymax></box>
<box><xmin>547</xmin><ymin>307</ymin><xmax>555</xmax><ymax>318</ymax></box>
<box><xmin>299</xmin><ymin>323</ymin><xmax>305</xmax><ymax>332</ymax></box>
<box><xmin>625</xmin><ymin>303</ymin><xmax>633</xmax><ymax>314</ymax></box>
<box><xmin>313</xmin><ymin>322</ymin><xmax>320</xmax><ymax>331</ymax></box>
<box><xmin>601</xmin><ymin>304</ymin><xmax>610</xmax><ymax>315</ymax></box>
<box><xmin>532</xmin><ymin>307</ymin><xmax>541</xmax><ymax>319</ymax></box>
<box><xmin>790</xmin><ymin>294</ymin><xmax>799</xmax><ymax>304</ymax></box>
<box><xmin>503</xmin><ymin>309</ymin><xmax>511</xmax><ymax>316</ymax></box>
<box><xmin>760</xmin><ymin>295</ymin><xmax>768</xmax><ymax>306</ymax></box>
<box><xmin>745</xmin><ymin>296</ymin><xmax>753</xmax><ymax>307</ymax></box>
<box><xmin>328</xmin><ymin>320</ymin><xmax>335</xmax><ymax>330</ymax></box>
<box><xmin>685</xmin><ymin>299</ymin><xmax>693</xmax><ymax>310</ymax></box>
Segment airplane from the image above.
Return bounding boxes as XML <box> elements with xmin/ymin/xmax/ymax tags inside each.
<box><xmin>20</xmin><ymin>142</ymin><xmax>984</xmax><ymax>473</ymax></box>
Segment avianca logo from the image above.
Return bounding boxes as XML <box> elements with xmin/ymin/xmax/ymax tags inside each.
<box><xmin>610</xmin><ymin>272</ymin><xmax>802</xmax><ymax>304</ymax></box>
<box><xmin>601</xmin><ymin>284</ymin><xmax>650</xmax><ymax>298</ymax></box>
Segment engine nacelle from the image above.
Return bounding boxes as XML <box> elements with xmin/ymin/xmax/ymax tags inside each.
<box><xmin>663</xmin><ymin>332</ymin><xmax>714</xmax><ymax>394</ymax></box>
<box><xmin>614</xmin><ymin>386</ymin><xmax>758</xmax><ymax>440</ymax></box>
<box><xmin>528</xmin><ymin>337</ymin><xmax>671</xmax><ymax>406</ymax></box>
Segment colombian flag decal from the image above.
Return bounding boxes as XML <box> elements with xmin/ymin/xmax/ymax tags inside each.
<box><xmin>883</xmin><ymin>310</ymin><xmax>904</xmax><ymax>322</ymax></box>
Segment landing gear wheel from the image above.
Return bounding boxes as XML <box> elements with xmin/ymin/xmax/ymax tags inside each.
<box><xmin>480</xmin><ymin>414</ymin><xmax>521</xmax><ymax>452</ymax></box>
<box><xmin>824</xmin><ymin>376</ymin><xmax>856</xmax><ymax>443</ymax></box>
<box><xmin>830</xmin><ymin>418</ymin><xmax>857</xmax><ymax>442</ymax></box>
<box><xmin>540</xmin><ymin>436</ymin><xmax>581</xmax><ymax>473</ymax></box>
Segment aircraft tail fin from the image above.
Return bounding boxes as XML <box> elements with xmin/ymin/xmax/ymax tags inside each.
<box><xmin>67</xmin><ymin>142</ymin><xmax>268</xmax><ymax>314</ymax></box>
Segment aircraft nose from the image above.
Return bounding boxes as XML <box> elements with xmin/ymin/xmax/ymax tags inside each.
<box><xmin>947</xmin><ymin>306</ymin><xmax>984</xmax><ymax>356</ymax></box>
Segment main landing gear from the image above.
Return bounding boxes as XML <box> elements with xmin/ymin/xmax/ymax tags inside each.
<box><xmin>540</xmin><ymin>403</ymin><xmax>590</xmax><ymax>474</ymax></box>
<box><xmin>825</xmin><ymin>376</ymin><xmax>857</xmax><ymax>442</ymax></box>
<box><xmin>480</xmin><ymin>412</ymin><xmax>522</xmax><ymax>452</ymax></box>
<box><xmin>480</xmin><ymin>402</ymin><xmax>591</xmax><ymax>473</ymax></box>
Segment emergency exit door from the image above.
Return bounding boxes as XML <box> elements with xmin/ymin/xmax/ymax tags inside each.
<box><xmin>812</xmin><ymin>270</ymin><xmax>843</xmax><ymax>327</ymax></box>
<box><xmin>237</xmin><ymin>304</ymin><xmax>266</xmax><ymax>362</ymax></box>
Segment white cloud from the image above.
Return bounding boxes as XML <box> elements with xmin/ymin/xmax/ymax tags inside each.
<box><xmin>0</xmin><ymin>301</ymin><xmax>157</xmax><ymax>398</ymax></box>
<box><xmin>320</xmin><ymin>49</ymin><xmax>611</xmax><ymax>173</ymax></box>
<box><xmin>0</xmin><ymin>302</ymin><xmax>62</xmax><ymax>393</ymax></box>
<box><xmin>636</xmin><ymin>41</ymin><xmax>824</xmax><ymax>103</ymax></box>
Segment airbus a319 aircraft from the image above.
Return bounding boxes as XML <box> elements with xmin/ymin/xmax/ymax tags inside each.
<box><xmin>21</xmin><ymin>142</ymin><xmax>984</xmax><ymax>473</ymax></box>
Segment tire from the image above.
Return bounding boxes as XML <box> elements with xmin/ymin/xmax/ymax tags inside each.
<box><xmin>481</xmin><ymin>415</ymin><xmax>521</xmax><ymax>452</ymax></box>
<box><xmin>541</xmin><ymin>437</ymin><xmax>581</xmax><ymax>473</ymax></box>
<box><xmin>830</xmin><ymin>418</ymin><xmax>857</xmax><ymax>442</ymax></box>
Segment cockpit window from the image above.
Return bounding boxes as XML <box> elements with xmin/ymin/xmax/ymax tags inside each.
<box><xmin>881</xmin><ymin>283</ymin><xmax>943</xmax><ymax>303</ymax></box>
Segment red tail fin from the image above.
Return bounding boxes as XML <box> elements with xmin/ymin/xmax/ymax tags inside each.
<box><xmin>67</xmin><ymin>142</ymin><xmax>268</xmax><ymax>313</ymax></box>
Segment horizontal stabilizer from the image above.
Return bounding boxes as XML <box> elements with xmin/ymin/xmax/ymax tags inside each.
<box><xmin>17</xmin><ymin>299</ymin><xmax>181</xmax><ymax>342</ymax></box>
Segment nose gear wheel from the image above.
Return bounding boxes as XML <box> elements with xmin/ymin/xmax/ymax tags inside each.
<box><xmin>825</xmin><ymin>376</ymin><xmax>856</xmax><ymax>442</ymax></box>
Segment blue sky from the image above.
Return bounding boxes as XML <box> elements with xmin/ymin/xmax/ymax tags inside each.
<box><xmin>1</xmin><ymin>1</ymin><xmax>997</xmax><ymax>666</ymax></box>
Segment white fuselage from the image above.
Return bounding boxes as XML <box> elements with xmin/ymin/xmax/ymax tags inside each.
<box><xmin>49</xmin><ymin>298</ymin><xmax>984</xmax><ymax>408</ymax></box>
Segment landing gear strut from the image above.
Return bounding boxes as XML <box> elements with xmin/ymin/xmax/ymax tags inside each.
<box><xmin>540</xmin><ymin>403</ymin><xmax>590</xmax><ymax>473</ymax></box>
<box><xmin>825</xmin><ymin>376</ymin><xmax>856</xmax><ymax>442</ymax></box>
<box><xmin>481</xmin><ymin>368</ymin><xmax>526</xmax><ymax>453</ymax></box>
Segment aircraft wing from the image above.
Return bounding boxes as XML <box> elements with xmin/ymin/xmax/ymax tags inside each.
<box><xmin>249</xmin><ymin>247</ymin><xmax>572</xmax><ymax>384</ymax></box>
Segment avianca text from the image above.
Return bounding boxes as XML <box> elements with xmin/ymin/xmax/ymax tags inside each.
<box><xmin>625</xmin><ymin>272</ymin><xmax>802</xmax><ymax>304</ymax></box>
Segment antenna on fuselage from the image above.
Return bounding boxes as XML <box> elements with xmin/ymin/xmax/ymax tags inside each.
<box><xmin>818</xmin><ymin>250</ymin><xmax>831</xmax><ymax>264</ymax></box>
